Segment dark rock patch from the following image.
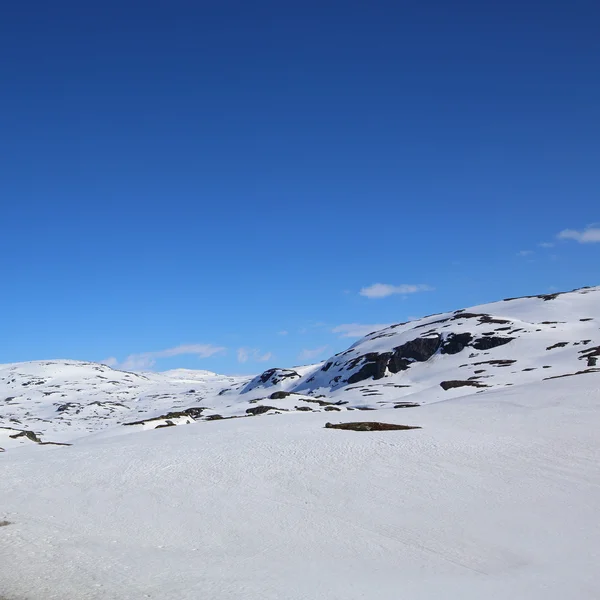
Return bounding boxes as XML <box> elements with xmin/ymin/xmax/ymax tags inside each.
<box><xmin>440</xmin><ymin>380</ymin><xmax>489</xmax><ymax>390</ymax></box>
<box><xmin>124</xmin><ymin>406</ymin><xmax>205</xmax><ymax>426</ymax></box>
<box><xmin>472</xmin><ymin>336</ymin><xmax>514</xmax><ymax>350</ymax></box>
<box><xmin>269</xmin><ymin>391</ymin><xmax>292</xmax><ymax>400</ymax></box>
<box><xmin>347</xmin><ymin>353</ymin><xmax>390</xmax><ymax>384</ymax></box>
<box><xmin>473</xmin><ymin>359</ymin><xmax>516</xmax><ymax>366</ymax></box>
<box><xmin>440</xmin><ymin>333</ymin><xmax>473</xmax><ymax>355</ymax></box>
<box><xmin>325</xmin><ymin>422</ymin><xmax>421</xmax><ymax>432</ymax></box>
<box><xmin>579</xmin><ymin>346</ymin><xmax>600</xmax><ymax>366</ymax></box>
<box><xmin>393</xmin><ymin>402</ymin><xmax>420</xmax><ymax>408</ymax></box>
<box><xmin>246</xmin><ymin>405</ymin><xmax>278</xmax><ymax>416</ymax></box>
<box><xmin>478</xmin><ymin>315</ymin><xmax>511</xmax><ymax>325</ymax></box>
<box><xmin>241</xmin><ymin>368</ymin><xmax>301</xmax><ymax>393</ymax></box>
<box><xmin>9</xmin><ymin>430</ymin><xmax>42</xmax><ymax>443</ymax></box>
<box><xmin>544</xmin><ymin>369</ymin><xmax>600</xmax><ymax>380</ymax></box>
<box><xmin>546</xmin><ymin>342</ymin><xmax>569</xmax><ymax>350</ymax></box>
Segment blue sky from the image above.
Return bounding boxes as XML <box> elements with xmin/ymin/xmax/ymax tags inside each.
<box><xmin>1</xmin><ymin>0</ymin><xmax>598</xmax><ymax>374</ymax></box>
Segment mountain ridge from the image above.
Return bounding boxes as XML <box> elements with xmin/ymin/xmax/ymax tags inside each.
<box><xmin>2</xmin><ymin>285</ymin><xmax>599</xmax><ymax>450</ymax></box>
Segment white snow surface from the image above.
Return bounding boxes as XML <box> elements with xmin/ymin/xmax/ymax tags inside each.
<box><xmin>1</xmin><ymin>375</ymin><xmax>600</xmax><ymax>599</ymax></box>
<box><xmin>1</xmin><ymin>286</ymin><xmax>600</xmax><ymax>598</ymax></box>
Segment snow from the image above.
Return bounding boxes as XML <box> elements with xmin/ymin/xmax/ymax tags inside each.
<box><xmin>1</xmin><ymin>286</ymin><xmax>599</xmax><ymax>598</ymax></box>
<box><xmin>1</xmin><ymin>375</ymin><xmax>599</xmax><ymax>599</ymax></box>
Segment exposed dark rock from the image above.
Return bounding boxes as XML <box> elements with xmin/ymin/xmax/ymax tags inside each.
<box><xmin>394</xmin><ymin>335</ymin><xmax>442</xmax><ymax>362</ymax></box>
<box><xmin>440</xmin><ymin>380</ymin><xmax>489</xmax><ymax>390</ymax></box>
<box><xmin>269</xmin><ymin>391</ymin><xmax>292</xmax><ymax>400</ymax></box>
<box><xmin>473</xmin><ymin>359</ymin><xmax>516</xmax><ymax>366</ymax></box>
<box><xmin>56</xmin><ymin>402</ymin><xmax>79</xmax><ymax>413</ymax></box>
<box><xmin>579</xmin><ymin>346</ymin><xmax>600</xmax><ymax>365</ymax></box>
<box><xmin>347</xmin><ymin>352</ymin><xmax>391</xmax><ymax>384</ymax></box>
<box><xmin>9</xmin><ymin>430</ymin><xmax>42</xmax><ymax>443</ymax></box>
<box><xmin>471</xmin><ymin>336</ymin><xmax>514</xmax><ymax>350</ymax></box>
<box><xmin>295</xmin><ymin>406</ymin><xmax>312</xmax><ymax>412</ymax></box>
<box><xmin>544</xmin><ymin>369</ymin><xmax>600</xmax><ymax>380</ymax></box>
<box><xmin>241</xmin><ymin>368</ymin><xmax>301</xmax><ymax>393</ymax></box>
<box><xmin>503</xmin><ymin>291</ymin><xmax>564</xmax><ymax>302</ymax></box>
<box><xmin>478</xmin><ymin>315</ymin><xmax>511</xmax><ymax>325</ymax></box>
<box><xmin>155</xmin><ymin>421</ymin><xmax>176</xmax><ymax>429</ymax></box>
<box><xmin>325</xmin><ymin>422</ymin><xmax>421</xmax><ymax>431</ymax></box>
<box><xmin>546</xmin><ymin>342</ymin><xmax>569</xmax><ymax>350</ymax></box>
<box><xmin>322</xmin><ymin>362</ymin><xmax>333</xmax><ymax>372</ymax></box>
<box><xmin>440</xmin><ymin>333</ymin><xmax>473</xmax><ymax>355</ymax></box>
<box><xmin>345</xmin><ymin>335</ymin><xmax>443</xmax><ymax>385</ymax></box>
<box><xmin>413</xmin><ymin>318</ymin><xmax>449</xmax><ymax>329</ymax></box>
<box><xmin>124</xmin><ymin>406</ymin><xmax>205</xmax><ymax>426</ymax></box>
<box><xmin>393</xmin><ymin>402</ymin><xmax>420</xmax><ymax>408</ymax></box>
<box><xmin>204</xmin><ymin>414</ymin><xmax>224</xmax><ymax>421</ymax></box>
<box><xmin>246</xmin><ymin>405</ymin><xmax>278</xmax><ymax>416</ymax></box>
<box><xmin>302</xmin><ymin>397</ymin><xmax>342</xmax><ymax>407</ymax></box>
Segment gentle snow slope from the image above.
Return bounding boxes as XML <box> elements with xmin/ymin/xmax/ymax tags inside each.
<box><xmin>1</xmin><ymin>374</ymin><xmax>599</xmax><ymax>600</ymax></box>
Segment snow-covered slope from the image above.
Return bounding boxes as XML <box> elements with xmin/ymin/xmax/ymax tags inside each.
<box><xmin>289</xmin><ymin>285</ymin><xmax>600</xmax><ymax>402</ymax></box>
<box><xmin>2</xmin><ymin>285</ymin><xmax>600</xmax><ymax>598</ymax></box>
<box><xmin>1</xmin><ymin>285</ymin><xmax>599</xmax><ymax>449</ymax></box>
<box><xmin>1</xmin><ymin>374</ymin><xmax>599</xmax><ymax>599</ymax></box>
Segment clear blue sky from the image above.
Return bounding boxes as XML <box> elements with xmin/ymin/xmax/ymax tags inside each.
<box><xmin>1</xmin><ymin>0</ymin><xmax>599</xmax><ymax>373</ymax></box>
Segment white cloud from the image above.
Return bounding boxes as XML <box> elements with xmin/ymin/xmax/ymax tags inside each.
<box><xmin>517</xmin><ymin>250</ymin><xmax>533</xmax><ymax>257</ymax></box>
<box><xmin>332</xmin><ymin>323</ymin><xmax>393</xmax><ymax>338</ymax></box>
<box><xmin>277</xmin><ymin>330</ymin><xmax>289</xmax><ymax>336</ymax></box>
<box><xmin>298</xmin><ymin>345</ymin><xmax>329</xmax><ymax>361</ymax></box>
<box><xmin>539</xmin><ymin>242</ymin><xmax>554</xmax><ymax>248</ymax></box>
<box><xmin>110</xmin><ymin>344</ymin><xmax>226</xmax><ymax>371</ymax></box>
<box><xmin>557</xmin><ymin>227</ymin><xmax>600</xmax><ymax>244</ymax></box>
<box><xmin>237</xmin><ymin>348</ymin><xmax>273</xmax><ymax>364</ymax></box>
<box><xmin>359</xmin><ymin>283</ymin><xmax>434</xmax><ymax>299</ymax></box>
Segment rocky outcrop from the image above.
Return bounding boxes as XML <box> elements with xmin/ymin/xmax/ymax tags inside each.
<box><xmin>324</xmin><ymin>422</ymin><xmax>421</xmax><ymax>431</ymax></box>
<box><xmin>241</xmin><ymin>369</ymin><xmax>301</xmax><ymax>394</ymax></box>
<box><xmin>346</xmin><ymin>336</ymin><xmax>443</xmax><ymax>385</ymax></box>
<box><xmin>246</xmin><ymin>405</ymin><xmax>278</xmax><ymax>416</ymax></box>
<box><xmin>440</xmin><ymin>380</ymin><xmax>488</xmax><ymax>390</ymax></box>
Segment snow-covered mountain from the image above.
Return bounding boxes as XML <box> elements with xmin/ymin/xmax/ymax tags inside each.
<box><xmin>2</xmin><ymin>285</ymin><xmax>600</xmax><ymax>600</ymax></box>
<box><xmin>1</xmin><ymin>285</ymin><xmax>599</xmax><ymax>450</ymax></box>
